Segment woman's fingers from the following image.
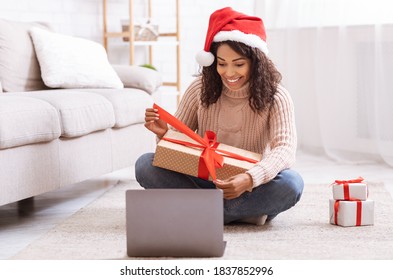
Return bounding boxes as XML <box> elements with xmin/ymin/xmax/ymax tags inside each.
<box><xmin>145</xmin><ymin>108</ymin><xmax>159</xmax><ymax>122</ymax></box>
<box><xmin>143</xmin><ymin>108</ymin><xmax>168</xmax><ymax>137</ymax></box>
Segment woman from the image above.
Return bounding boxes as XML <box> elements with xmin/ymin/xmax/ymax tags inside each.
<box><xmin>135</xmin><ymin>7</ymin><xmax>304</xmax><ymax>225</ymax></box>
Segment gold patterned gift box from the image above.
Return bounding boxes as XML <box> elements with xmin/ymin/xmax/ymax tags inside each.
<box><xmin>153</xmin><ymin>130</ymin><xmax>262</xmax><ymax>181</ymax></box>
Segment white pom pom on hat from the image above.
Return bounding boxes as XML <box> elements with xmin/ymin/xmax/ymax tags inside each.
<box><xmin>196</xmin><ymin>50</ymin><xmax>215</xmax><ymax>67</ymax></box>
<box><xmin>196</xmin><ymin>7</ymin><xmax>269</xmax><ymax>67</ymax></box>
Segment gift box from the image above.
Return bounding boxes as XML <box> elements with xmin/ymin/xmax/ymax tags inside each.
<box><xmin>332</xmin><ymin>178</ymin><xmax>368</xmax><ymax>201</ymax></box>
<box><xmin>121</xmin><ymin>20</ymin><xmax>159</xmax><ymax>42</ymax></box>
<box><xmin>153</xmin><ymin>129</ymin><xmax>262</xmax><ymax>181</ymax></box>
<box><xmin>151</xmin><ymin>103</ymin><xmax>262</xmax><ymax>181</ymax></box>
<box><xmin>329</xmin><ymin>199</ymin><xmax>374</xmax><ymax>227</ymax></box>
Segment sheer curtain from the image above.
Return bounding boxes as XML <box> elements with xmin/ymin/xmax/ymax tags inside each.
<box><xmin>255</xmin><ymin>0</ymin><xmax>393</xmax><ymax>167</ymax></box>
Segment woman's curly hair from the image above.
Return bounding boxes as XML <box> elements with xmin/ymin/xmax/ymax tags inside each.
<box><xmin>200</xmin><ymin>41</ymin><xmax>282</xmax><ymax>112</ymax></box>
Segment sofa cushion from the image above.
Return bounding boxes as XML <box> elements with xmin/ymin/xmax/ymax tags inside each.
<box><xmin>0</xmin><ymin>19</ymin><xmax>48</xmax><ymax>92</ymax></box>
<box><xmin>12</xmin><ymin>90</ymin><xmax>116</xmax><ymax>138</ymax></box>
<box><xmin>112</xmin><ymin>65</ymin><xmax>162</xmax><ymax>94</ymax></box>
<box><xmin>80</xmin><ymin>88</ymin><xmax>153</xmax><ymax>128</ymax></box>
<box><xmin>29</xmin><ymin>27</ymin><xmax>124</xmax><ymax>89</ymax></box>
<box><xmin>0</xmin><ymin>96</ymin><xmax>61</xmax><ymax>149</ymax></box>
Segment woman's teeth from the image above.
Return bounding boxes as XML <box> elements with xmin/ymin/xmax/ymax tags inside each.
<box><xmin>227</xmin><ymin>78</ymin><xmax>240</xmax><ymax>83</ymax></box>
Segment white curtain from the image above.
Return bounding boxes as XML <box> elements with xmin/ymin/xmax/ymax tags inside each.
<box><xmin>255</xmin><ymin>0</ymin><xmax>393</xmax><ymax>167</ymax></box>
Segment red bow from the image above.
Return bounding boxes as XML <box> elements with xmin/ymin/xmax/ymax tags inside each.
<box><xmin>334</xmin><ymin>177</ymin><xmax>364</xmax><ymax>185</ymax></box>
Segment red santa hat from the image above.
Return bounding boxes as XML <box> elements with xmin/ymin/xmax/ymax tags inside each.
<box><xmin>196</xmin><ymin>7</ymin><xmax>269</xmax><ymax>67</ymax></box>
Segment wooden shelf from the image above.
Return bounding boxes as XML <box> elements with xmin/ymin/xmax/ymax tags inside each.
<box><xmin>104</xmin><ymin>32</ymin><xmax>179</xmax><ymax>40</ymax></box>
<box><xmin>103</xmin><ymin>0</ymin><xmax>181</xmax><ymax>98</ymax></box>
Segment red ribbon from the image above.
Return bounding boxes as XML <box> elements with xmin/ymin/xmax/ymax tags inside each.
<box><xmin>334</xmin><ymin>177</ymin><xmax>364</xmax><ymax>185</ymax></box>
<box><xmin>153</xmin><ymin>103</ymin><xmax>258</xmax><ymax>180</ymax></box>
<box><xmin>356</xmin><ymin>201</ymin><xmax>362</xmax><ymax>226</ymax></box>
<box><xmin>343</xmin><ymin>184</ymin><xmax>350</xmax><ymax>200</ymax></box>
<box><xmin>334</xmin><ymin>200</ymin><xmax>362</xmax><ymax>226</ymax></box>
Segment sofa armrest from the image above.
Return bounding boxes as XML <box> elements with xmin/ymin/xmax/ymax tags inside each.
<box><xmin>111</xmin><ymin>64</ymin><xmax>162</xmax><ymax>94</ymax></box>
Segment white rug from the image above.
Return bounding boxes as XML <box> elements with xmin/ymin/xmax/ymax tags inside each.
<box><xmin>11</xmin><ymin>180</ymin><xmax>393</xmax><ymax>260</ymax></box>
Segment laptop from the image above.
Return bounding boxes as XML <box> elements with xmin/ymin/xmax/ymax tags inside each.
<box><xmin>125</xmin><ymin>188</ymin><xmax>226</xmax><ymax>257</ymax></box>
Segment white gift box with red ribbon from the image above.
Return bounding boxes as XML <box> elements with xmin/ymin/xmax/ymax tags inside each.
<box><xmin>329</xmin><ymin>199</ymin><xmax>374</xmax><ymax>227</ymax></box>
<box><xmin>331</xmin><ymin>177</ymin><xmax>368</xmax><ymax>201</ymax></box>
<box><xmin>332</xmin><ymin>183</ymin><xmax>368</xmax><ymax>201</ymax></box>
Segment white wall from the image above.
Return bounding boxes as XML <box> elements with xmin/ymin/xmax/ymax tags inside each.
<box><xmin>0</xmin><ymin>0</ymin><xmax>255</xmax><ymax>97</ymax></box>
<box><xmin>0</xmin><ymin>0</ymin><xmax>108</xmax><ymax>41</ymax></box>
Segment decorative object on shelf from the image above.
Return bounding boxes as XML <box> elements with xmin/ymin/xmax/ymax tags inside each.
<box><xmin>121</xmin><ymin>19</ymin><xmax>159</xmax><ymax>42</ymax></box>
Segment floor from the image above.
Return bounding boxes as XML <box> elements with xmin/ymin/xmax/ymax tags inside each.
<box><xmin>1</xmin><ymin>151</ymin><xmax>392</xmax><ymax>260</ymax></box>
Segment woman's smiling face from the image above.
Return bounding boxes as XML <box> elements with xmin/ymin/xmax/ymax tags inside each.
<box><xmin>216</xmin><ymin>43</ymin><xmax>251</xmax><ymax>90</ymax></box>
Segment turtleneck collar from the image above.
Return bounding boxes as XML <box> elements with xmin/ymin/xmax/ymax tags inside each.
<box><xmin>222</xmin><ymin>82</ymin><xmax>250</xmax><ymax>99</ymax></box>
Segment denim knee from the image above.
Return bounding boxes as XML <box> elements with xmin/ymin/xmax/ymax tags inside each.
<box><xmin>280</xmin><ymin>169</ymin><xmax>304</xmax><ymax>204</ymax></box>
<box><xmin>135</xmin><ymin>153</ymin><xmax>154</xmax><ymax>187</ymax></box>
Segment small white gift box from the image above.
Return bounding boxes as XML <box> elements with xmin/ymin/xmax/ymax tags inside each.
<box><xmin>332</xmin><ymin>182</ymin><xmax>368</xmax><ymax>201</ymax></box>
<box><xmin>329</xmin><ymin>199</ymin><xmax>374</xmax><ymax>227</ymax></box>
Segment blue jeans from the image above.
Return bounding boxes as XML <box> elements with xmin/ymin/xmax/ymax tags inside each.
<box><xmin>135</xmin><ymin>153</ymin><xmax>304</xmax><ymax>224</ymax></box>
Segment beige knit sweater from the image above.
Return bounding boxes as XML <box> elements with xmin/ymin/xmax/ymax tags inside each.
<box><xmin>174</xmin><ymin>77</ymin><xmax>297</xmax><ymax>188</ymax></box>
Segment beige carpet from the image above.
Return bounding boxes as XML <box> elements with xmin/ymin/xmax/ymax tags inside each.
<box><xmin>11</xmin><ymin>180</ymin><xmax>393</xmax><ymax>260</ymax></box>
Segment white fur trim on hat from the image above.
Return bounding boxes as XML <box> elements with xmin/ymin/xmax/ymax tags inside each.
<box><xmin>196</xmin><ymin>49</ymin><xmax>215</xmax><ymax>67</ymax></box>
<box><xmin>213</xmin><ymin>30</ymin><xmax>269</xmax><ymax>55</ymax></box>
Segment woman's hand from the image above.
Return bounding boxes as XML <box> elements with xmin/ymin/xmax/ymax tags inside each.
<box><xmin>144</xmin><ymin>108</ymin><xmax>168</xmax><ymax>138</ymax></box>
<box><xmin>214</xmin><ymin>173</ymin><xmax>253</xmax><ymax>200</ymax></box>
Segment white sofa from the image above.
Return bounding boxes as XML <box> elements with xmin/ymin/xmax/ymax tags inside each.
<box><xmin>0</xmin><ymin>19</ymin><xmax>159</xmax><ymax>206</ymax></box>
